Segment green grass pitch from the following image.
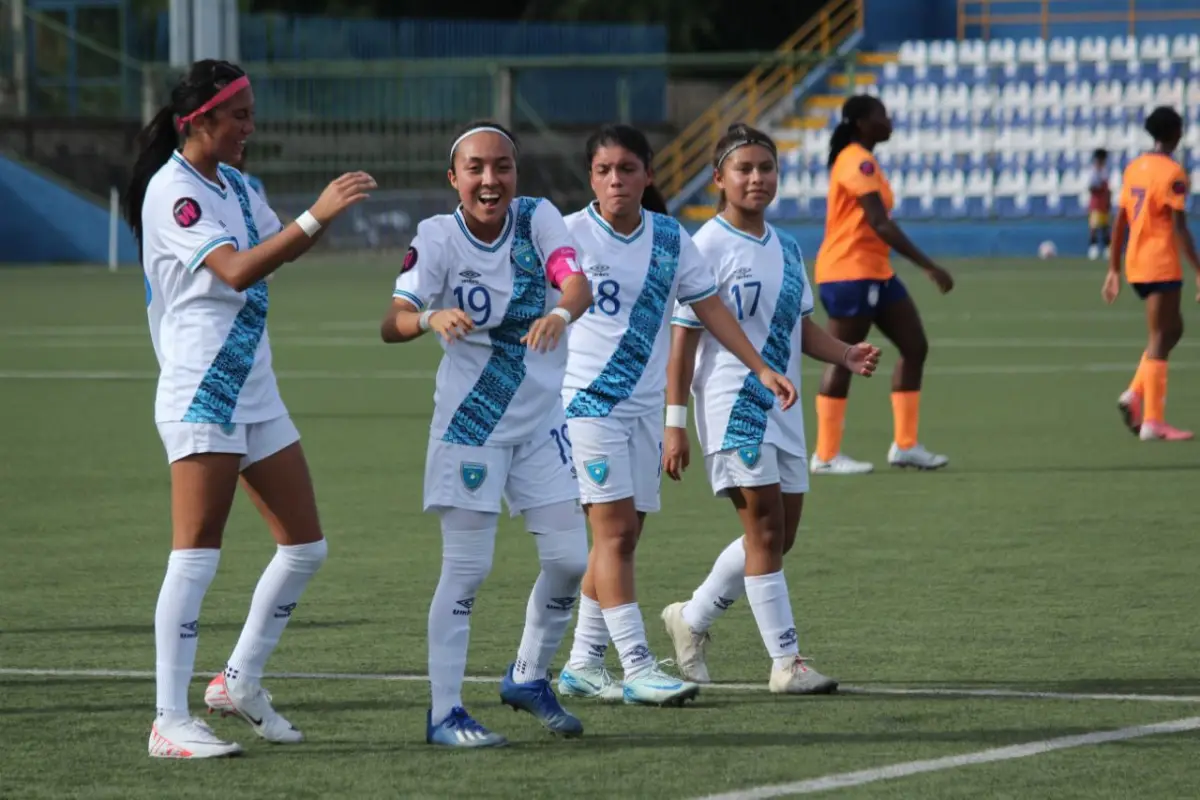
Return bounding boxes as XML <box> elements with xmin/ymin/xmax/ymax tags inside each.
<box><xmin>2</xmin><ymin>258</ymin><xmax>1200</xmax><ymax>799</ymax></box>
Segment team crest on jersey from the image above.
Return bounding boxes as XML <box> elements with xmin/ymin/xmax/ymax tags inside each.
<box><xmin>460</xmin><ymin>462</ymin><xmax>487</xmax><ymax>491</ymax></box>
<box><xmin>401</xmin><ymin>246</ymin><xmax>418</xmax><ymax>273</ymax></box>
<box><xmin>860</xmin><ymin>161</ymin><xmax>876</xmax><ymax>176</ymax></box>
<box><xmin>173</xmin><ymin>197</ymin><xmax>201</xmax><ymax>228</ymax></box>
<box><xmin>737</xmin><ymin>445</ymin><xmax>761</xmax><ymax>468</ymax></box>
<box><xmin>584</xmin><ymin>457</ymin><xmax>609</xmax><ymax>486</ymax></box>
<box><xmin>511</xmin><ymin>242</ymin><xmax>539</xmax><ymax>273</ymax></box>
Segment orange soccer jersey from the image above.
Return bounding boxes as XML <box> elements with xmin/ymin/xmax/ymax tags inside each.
<box><xmin>1119</xmin><ymin>153</ymin><xmax>1190</xmax><ymax>284</ymax></box>
<box><xmin>814</xmin><ymin>143</ymin><xmax>895</xmax><ymax>284</ymax></box>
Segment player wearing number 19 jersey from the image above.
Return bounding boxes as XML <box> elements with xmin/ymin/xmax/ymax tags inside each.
<box><xmin>1105</xmin><ymin>106</ymin><xmax>1200</xmax><ymax>441</ymax></box>
<box><xmin>555</xmin><ymin>124</ymin><xmax>798</xmax><ymax>709</ymax></box>
<box><xmin>382</xmin><ymin>122</ymin><xmax>594</xmax><ymax>747</ymax></box>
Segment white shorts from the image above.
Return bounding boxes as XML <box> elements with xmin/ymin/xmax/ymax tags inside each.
<box><xmin>567</xmin><ymin>413</ymin><xmax>663</xmax><ymax>513</ymax></box>
<box><xmin>704</xmin><ymin>444</ymin><xmax>809</xmax><ymax>497</ymax></box>
<box><xmin>423</xmin><ymin>423</ymin><xmax>580</xmax><ymax>517</ymax></box>
<box><xmin>156</xmin><ymin>415</ymin><xmax>300</xmax><ymax>469</ymax></box>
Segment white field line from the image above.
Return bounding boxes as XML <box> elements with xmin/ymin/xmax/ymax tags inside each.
<box><xmin>687</xmin><ymin>716</ymin><xmax>1200</xmax><ymax>799</ymax></box>
<box><xmin>2</xmin><ymin>667</ymin><xmax>1199</xmax><ymax>705</ymax></box>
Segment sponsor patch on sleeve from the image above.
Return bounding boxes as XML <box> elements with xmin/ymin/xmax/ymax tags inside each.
<box><xmin>173</xmin><ymin>198</ymin><xmax>201</xmax><ymax>228</ymax></box>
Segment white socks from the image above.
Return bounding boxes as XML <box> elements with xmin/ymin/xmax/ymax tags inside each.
<box><xmin>567</xmin><ymin>594</ymin><xmax>610</xmax><ymax>669</ymax></box>
<box><xmin>225</xmin><ymin>539</ymin><xmax>328</xmax><ymax>688</ymax></box>
<box><xmin>154</xmin><ymin>548</ymin><xmax>221</xmax><ymax>720</ymax></box>
<box><xmin>513</xmin><ymin>503</ymin><xmax>589</xmax><ymax>684</ymax></box>
<box><xmin>603</xmin><ymin>603</ymin><xmax>655</xmax><ymax>676</ymax></box>
<box><xmin>681</xmin><ymin>535</ymin><xmax>748</xmax><ymax>633</ymax></box>
<box><xmin>745</xmin><ymin>572</ymin><xmax>799</xmax><ymax>669</ymax></box>
<box><xmin>429</xmin><ymin>509</ymin><xmax>497</xmax><ymax>723</ymax></box>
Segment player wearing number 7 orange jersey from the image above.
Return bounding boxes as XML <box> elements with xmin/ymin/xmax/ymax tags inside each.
<box><xmin>1103</xmin><ymin>106</ymin><xmax>1200</xmax><ymax>441</ymax></box>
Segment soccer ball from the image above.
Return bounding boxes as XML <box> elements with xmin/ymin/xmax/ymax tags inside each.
<box><xmin>1038</xmin><ymin>240</ymin><xmax>1058</xmax><ymax>259</ymax></box>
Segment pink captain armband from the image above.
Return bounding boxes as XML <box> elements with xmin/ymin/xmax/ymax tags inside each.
<box><xmin>545</xmin><ymin>247</ymin><xmax>583</xmax><ymax>289</ymax></box>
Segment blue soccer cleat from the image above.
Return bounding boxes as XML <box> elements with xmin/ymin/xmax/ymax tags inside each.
<box><xmin>425</xmin><ymin>706</ymin><xmax>507</xmax><ymax>748</ymax></box>
<box><xmin>499</xmin><ymin>664</ymin><xmax>584</xmax><ymax>737</ymax></box>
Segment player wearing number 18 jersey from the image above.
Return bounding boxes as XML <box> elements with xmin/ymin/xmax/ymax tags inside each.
<box><xmin>660</xmin><ymin>124</ymin><xmax>877</xmax><ymax>693</ymax></box>
<box><xmin>555</xmin><ymin>124</ymin><xmax>797</xmax><ymax>708</ymax></box>
<box><xmin>1104</xmin><ymin>106</ymin><xmax>1200</xmax><ymax>441</ymax></box>
<box><xmin>382</xmin><ymin>121</ymin><xmax>594</xmax><ymax>747</ymax></box>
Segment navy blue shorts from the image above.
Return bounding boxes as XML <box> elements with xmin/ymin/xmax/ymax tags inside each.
<box><xmin>818</xmin><ymin>277</ymin><xmax>910</xmax><ymax>318</ymax></box>
<box><xmin>1131</xmin><ymin>280</ymin><xmax>1182</xmax><ymax>300</ymax></box>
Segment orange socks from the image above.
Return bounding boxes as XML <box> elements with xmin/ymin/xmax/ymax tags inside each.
<box><xmin>891</xmin><ymin>391</ymin><xmax>921</xmax><ymax>450</ymax></box>
<box><xmin>815</xmin><ymin>395</ymin><xmax>846</xmax><ymax>462</ymax></box>
<box><xmin>1143</xmin><ymin>358</ymin><xmax>1168</xmax><ymax>424</ymax></box>
<box><xmin>1128</xmin><ymin>353</ymin><xmax>1150</xmax><ymax>396</ymax></box>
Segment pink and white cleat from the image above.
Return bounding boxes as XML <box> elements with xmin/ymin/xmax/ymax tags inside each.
<box><xmin>148</xmin><ymin>716</ymin><xmax>243</xmax><ymax>759</ymax></box>
<box><xmin>1139</xmin><ymin>421</ymin><xmax>1194</xmax><ymax>441</ymax></box>
<box><xmin>1117</xmin><ymin>390</ymin><xmax>1143</xmax><ymax>436</ymax></box>
<box><xmin>205</xmin><ymin>671</ymin><xmax>304</xmax><ymax>743</ymax></box>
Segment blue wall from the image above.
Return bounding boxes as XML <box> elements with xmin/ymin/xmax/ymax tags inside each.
<box><xmin>0</xmin><ymin>156</ymin><xmax>137</xmax><ymax>265</ymax></box>
<box><xmin>684</xmin><ymin>219</ymin><xmax>1200</xmax><ymax>260</ymax></box>
<box><xmin>865</xmin><ymin>0</ymin><xmax>1200</xmax><ymax>49</ymax></box>
<box><xmin>149</xmin><ymin>15</ymin><xmax>667</xmax><ymax>125</ymax></box>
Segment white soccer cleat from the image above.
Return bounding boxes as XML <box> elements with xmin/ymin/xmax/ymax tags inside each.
<box><xmin>810</xmin><ymin>452</ymin><xmax>874</xmax><ymax>475</ymax></box>
<box><xmin>148</xmin><ymin>716</ymin><xmax>243</xmax><ymax>759</ymax></box>
<box><xmin>887</xmin><ymin>442</ymin><xmax>949</xmax><ymax>470</ymax></box>
<box><xmin>768</xmin><ymin>656</ymin><xmax>839</xmax><ymax>695</ymax></box>
<box><xmin>557</xmin><ymin>663</ymin><xmax>626</xmax><ymax>702</ymax></box>
<box><xmin>205</xmin><ymin>672</ymin><xmax>304</xmax><ymax>744</ymax></box>
<box><xmin>1088</xmin><ymin>244</ymin><xmax>1101</xmax><ymax>260</ymax></box>
<box><xmin>660</xmin><ymin>602</ymin><xmax>712</xmax><ymax>683</ymax></box>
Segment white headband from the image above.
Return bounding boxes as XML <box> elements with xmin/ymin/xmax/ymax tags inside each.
<box><xmin>716</xmin><ymin>136</ymin><xmax>777</xmax><ymax>169</ymax></box>
<box><xmin>450</xmin><ymin>126</ymin><xmax>517</xmax><ymax>159</ymax></box>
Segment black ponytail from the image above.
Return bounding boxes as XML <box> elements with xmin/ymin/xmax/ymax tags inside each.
<box><xmin>123</xmin><ymin>59</ymin><xmax>246</xmax><ymax>251</ymax></box>
<box><xmin>585</xmin><ymin>123</ymin><xmax>668</xmax><ymax>214</ymax></box>
<box><xmin>712</xmin><ymin>122</ymin><xmax>777</xmax><ymax>211</ymax></box>
<box><xmin>828</xmin><ymin>94</ymin><xmax>881</xmax><ymax>169</ymax></box>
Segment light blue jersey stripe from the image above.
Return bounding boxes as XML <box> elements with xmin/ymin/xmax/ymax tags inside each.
<box><xmin>441</xmin><ymin>197</ymin><xmax>544</xmax><ymax>446</ymax></box>
<box><xmin>565</xmin><ymin>213</ymin><xmax>681</xmax><ymax>419</ymax></box>
<box><xmin>393</xmin><ymin>289</ymin><xmax>425</xmax><ymax>311</ymax></box>
<box><xmin>720</xmin><ymin>232</ymin><xmax>806</xmax><ymax>451</ymax></box>
<box><xmin>181</xmin><ymin>167</ymin><xmax>268</xmax><ymax>424</ymax></box>
<box><xmin>186</xmin><ymin>235</ymin><xmax>237</xmax><ymax>273</ymax></box>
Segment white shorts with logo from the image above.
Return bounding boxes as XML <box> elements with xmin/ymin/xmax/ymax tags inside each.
<box><xmin>424</xmin><ymin>422</ymin><xmax>580</xmax><ymax>517</ymax></box>
<box><xmin>704</xmin><ymin>444</ymin><xmax>809</xmax><ymax>497</ymax></box>
<box><xmin>567</xmin><ymin>413</ymin><xmax>663</xmax><ymax>513</ymax></box>
<box><xmin>156</xmin><ymin>415</ymin><xmax>301</xmax><ymax>469</ymax></box>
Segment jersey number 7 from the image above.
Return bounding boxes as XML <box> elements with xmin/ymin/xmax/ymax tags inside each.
<box><xmin>1131</xmin><ymin>187</ymin><xmax>1146</xmax><ymax>221</ymax></box>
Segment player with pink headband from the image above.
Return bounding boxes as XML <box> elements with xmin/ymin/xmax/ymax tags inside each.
<box><xmin>381</xmin><ymin>119</ymin><xmax>594</xmax><ymax>748</ymax></box>
<box><xmin>124</xmin><ymin>59</ymin><xmax>375</xmax><ymax>759</ymax></box>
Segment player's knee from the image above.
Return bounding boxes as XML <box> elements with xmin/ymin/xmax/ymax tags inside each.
<box><xmin>593</xmin><ymin>520</ymin><xmax>639</xmax><ymax>558</ymax></box>
<box><xmin>899</xmin><ymin>331</ymin><xmax>929</xmax><ymax>365</ymax></box>
<box><xmin>526</xmin><ymin>501</ymin><xmax>589</xmax><ymax>580</ymax></box>
<box><xmin>438</xmin><ymin>507</ymin><xmax>498</xmax><ymax>589</ymax></box>
<box><xmin>279</xmin><ymin>536</ymin><xmax>327</xmax><ymax>575</ymax></box>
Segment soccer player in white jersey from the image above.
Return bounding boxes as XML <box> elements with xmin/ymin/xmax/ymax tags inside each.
<box><xmin>555</xmin><ymin>124</ymin><xmax>799</xmax><ymax>707</ymax></box>
<box><xmin>381</xmin><ymin>120</ymin><xmax>594</xmax><ymax>748</ymax></box>
<box><xmin>123</xmin><ymin>59</ymin><xmax>376</xmax><ymax>758</ymax></box>
<box><xmin>660</xmin><ymin>124</ymin><xmax>880</xmax><ymax>692</ymax></box>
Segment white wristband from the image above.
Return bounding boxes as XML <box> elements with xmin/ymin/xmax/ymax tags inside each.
<box><xmin>295</xmin><ymin>210</ymin><xmax>322</xmax><ymax>237</ymax></box>
<box><xmin>418</xmin><ymin>309</ymin><xmax>434</xmax><ymax>332</ymax></box>
<box><xmin>549</xmin><ymin>307</ymin><xmax>573</xmax><ymax>325</ymax></box>
<box><xmin>665</xmin><ymin>404</ymin><xmax>688</xmax><ymax>429</ymax></box>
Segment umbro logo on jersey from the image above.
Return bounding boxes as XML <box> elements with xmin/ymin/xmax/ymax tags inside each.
<box><xmin>588</xmin><ymin>264</ymin><xmax>611</xmax><ymax>276</ymax></box>
<box><xmin>734</xmin><ymin>266</ymin><xmax>753</xmax><ymax>279</ymax></box>
<box><xmin>458</xmin><ymin>270</ymin><xmax>481</xmax><ymax>284</ymax></box>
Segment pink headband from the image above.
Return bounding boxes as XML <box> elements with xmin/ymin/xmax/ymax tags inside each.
<box><xmin>176</xmin><ymin>76</ymin><xmax>251</xmax><ymax>132</ymax></box>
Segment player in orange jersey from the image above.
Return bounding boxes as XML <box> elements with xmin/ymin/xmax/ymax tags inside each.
<box><xmin>1103</xmin><ymin>106</ymin><xmax>1200</xmax><ymax>441</ymax></box>
<box><xmin>810</xmin><ymin>95</ymin><xmax>955</xmax><ymax>475</ymax></box>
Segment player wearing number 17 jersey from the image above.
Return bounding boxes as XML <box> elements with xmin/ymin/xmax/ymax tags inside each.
<box><xmin>381</xmin><ymin>121</ymin><xmax>594</xmax><ymax>748</ymax></box>
<box><xmin>554</xmin><ymin>124</ymin><xmax>797</xmax><ymax>708</ymax></box>
<box><xmin>661</xmin><ymin>124</ymin><xmax>877</xmax><ymax>693</ymax></box>
<box><xmin>1104</xmin><ymin>106</ymin><xmax>1200</xmax><ymax>441</ymax></box>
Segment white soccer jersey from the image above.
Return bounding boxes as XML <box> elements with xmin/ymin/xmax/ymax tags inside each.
<box><xmin>142</xmin><ymin>152</ymin><xmax>285</xmax><ymax>424</ymax></box>
<box><xmin>672</xmin><ymin>216</ymin><xmax>814</xmax><ymax>457</ymax></box>
<box><xmin>562</xmin><ymin>203</ymin><xmax>718</xmax><ymax>420</ymax></box>
<box><xmin>393</xmin><ymin>197</ymin><xmax>578</xmax><ymax>446</ymax></box>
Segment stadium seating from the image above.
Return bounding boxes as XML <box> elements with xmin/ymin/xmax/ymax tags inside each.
<box><xmin>767</xmin><ymin>34</ymin><xmax>1200</xmax><ymax>220</ymax></box>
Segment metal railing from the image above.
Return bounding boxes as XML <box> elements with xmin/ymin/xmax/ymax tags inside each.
<box><xmin>958</xmin><ymin>0</ymin><xmax>1200</xmax><ymax>41</ymax></box>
